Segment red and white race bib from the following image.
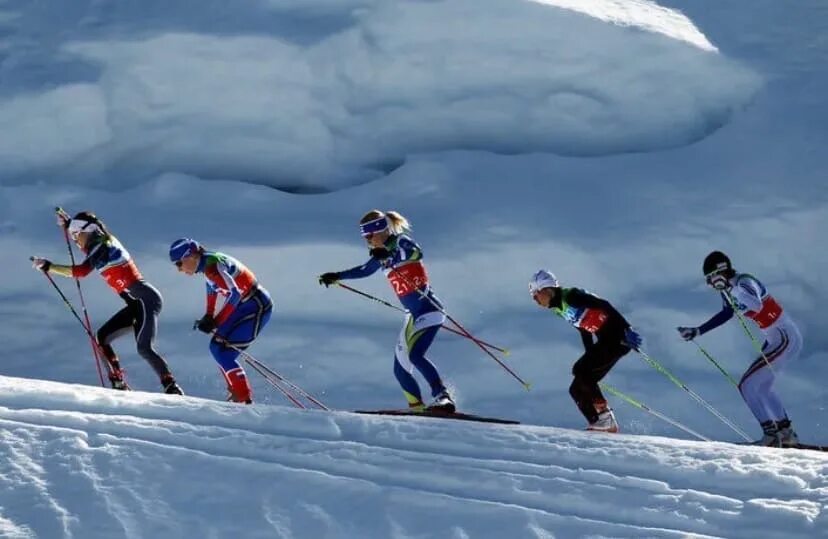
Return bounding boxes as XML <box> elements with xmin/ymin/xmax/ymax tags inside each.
<box><xmin>387</xmin><ymin>262</ymin><xmax>429</xmax><ymax>296</ymax></box>
<box><xmin>746</xmin><ymin>296</ymin><xmax>783</xmax><ymax>329</ymax></box>
<box><xmin>580</xmin><ymin>309</ymin><xmax>608</xmax><ymax>333</ymax></box>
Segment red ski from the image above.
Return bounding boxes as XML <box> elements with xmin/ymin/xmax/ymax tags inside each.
<box><xmin>354</xmin><ymin>408</ymin><xmax>519</xmax><ymax>425</ymax></box>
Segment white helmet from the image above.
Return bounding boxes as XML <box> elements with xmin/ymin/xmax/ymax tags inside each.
<box><xmin>529</xmin><ymin>269</ymin><xmax>559</xmax><ymax>295</ymax></box>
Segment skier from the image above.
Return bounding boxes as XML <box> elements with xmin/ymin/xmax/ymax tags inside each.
<box><xmin>169</xmin><ymin>238</ymin><xmax>272</xmax><ymax>404</ymax></box>
<box><xmin>318</xmin><ymin>210</ymin><xmax>455</xmax><ymax>412</ymax></box>
<box><xmin>31</xmin><ymin>211</ymin><xmax>183</xmax><ymax>395</ymax></box>
<box><xmin>529</xmin><ymin>269</ymin><xmax>642</xmax><ymax>432</ymax></box>
<box><xmin>676</xmin><ymin>251</ymin><xmax>803</xmax><ymax>447</ymax></box>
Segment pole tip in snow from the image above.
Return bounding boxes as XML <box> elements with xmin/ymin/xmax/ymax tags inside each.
<box><xmin>524</xmin><ymin>382</ymin><xmax>532</xmax><ymax>391</ymax></box>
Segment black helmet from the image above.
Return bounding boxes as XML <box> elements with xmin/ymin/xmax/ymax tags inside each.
<box><xmin>703</xmin><ymin>251</ymin><xmax>732</xmax><ymax>276</ymax></box>
<box><xmin>703</xmin><ymin>251</ymin><xmax>734</xmax><ymax>289</ymax></box>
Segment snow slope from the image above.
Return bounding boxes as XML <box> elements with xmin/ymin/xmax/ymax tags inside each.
<box><xmin>1</xmin><ymin>0</ymin><xmax>827</xmax><ymax>537</ymax></box>
<box><xmin>1</xmin><ymin>377</ymin><xmax>826</xmax><ymax>539</ymax></box>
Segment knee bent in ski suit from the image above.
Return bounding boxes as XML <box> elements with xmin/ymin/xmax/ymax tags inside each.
<box><xmin>209</xmin><ymin>288</ymin><xmax>273</xmax><ymax>402</ymax></box>
<box><xmin>393</xmin><ymin>310</ymin><xmax>446</xmax><ymax>405</ymax></box>
<box><xmin>569</xmin><ymin>339</ymin><xmax>631</xmax><ymax>423</ymax></box>
<box><xmin>738</xmin><ymin>322</ymin><xmax>802</xmax><ymax>424</ymax></box>
<box><xmin>96</xmin><ymin>281</ymin><xmax>173</xmax><ymax>380</ymax></box>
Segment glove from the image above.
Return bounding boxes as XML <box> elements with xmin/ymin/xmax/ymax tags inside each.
<box><xmin>56</xmin><ymin>212</ymin><xmax>70</xmax><ymax>229</ymax></box>
<box><xmin>318</xmin><ymin>272</ymin><xmax>340</xmax><ymax>287</ymax></box>
<box><xmin>369</xmin><ymin>247</ymin><xmax>391</xmax><ymax>260</ymax></box>
<box><xmin>677</xmin><ymin>326</ymin><xmax>700</xmax><ymax>341</ymax></box>
<box><xmin>623</xmin><ymin>327</ymin><xmax>643</xmax><ymax>351</ymax></box>
<box><xmin>195</xmin><ymin>314</ymin><xmax>217</xmax><ymax>334</ymax></box>
<box><xmin>31</xmin><ymin>257</ymin><xmax>51</xmax><ymax>272</ymax></box>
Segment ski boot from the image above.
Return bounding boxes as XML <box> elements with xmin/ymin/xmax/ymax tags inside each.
<box><xmin>162</xmin><ymin>375</ymin><xmax>184</xmax><ymax>396</ymax></box>
<box><xmin>753</xmin><ymin>420</ymin><xmax>782</xmax><ymax>446</ymax></box>
<box><xmin>776</xmin><ymin>418</ymin><xmax>799</xmax><ymax>448</ymax></box>
<box><xmin>407</xmin><ymin>399</ymin><xmax>426</xmax><ymax>412</ymax></box>
<box><xmin>428</xmin><ymin>389</ymin><xmax>455</xmax><ymax>413</ymax></box>
<box><xmin>108</xmin><ymin>369</ymin><xmax>128</xmax><ymax>391</ymax></box>
<box><xmin>587</xmin><ymin>410</ymin><xmax>619</xmax><ymax>433</ymax></box>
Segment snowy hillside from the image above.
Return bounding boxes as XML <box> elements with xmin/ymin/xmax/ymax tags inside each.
<box><xmin>1</xmin><ymin>0</ymin><xmax>828</xmax><ymax>537</ymax></box>
<box><xmin>1</xmin><ymin>377</ymin><xmax>826</xmax><ymax>539</ymax></box>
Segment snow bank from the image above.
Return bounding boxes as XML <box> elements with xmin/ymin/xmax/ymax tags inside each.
<box><xmin>0</xmin><ymin>0</ymin><xmax>758</xmax><ymax>191</ymax></box>
<box><xmin>0</xmin><ymin>376</ymin><xmax>825</xmax><ymax>539</ymax></box>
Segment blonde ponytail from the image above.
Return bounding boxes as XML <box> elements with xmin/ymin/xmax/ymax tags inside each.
<box><xmin>384</xmin><ymin>211</ymin><xmax>411</xmax><ymax>235</ymax></box>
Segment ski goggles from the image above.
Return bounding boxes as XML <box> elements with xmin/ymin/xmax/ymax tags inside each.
<box><xmin>360</xmin><ymin>216</ymin><xmax>389</xmax><ymax>238</ymax></box>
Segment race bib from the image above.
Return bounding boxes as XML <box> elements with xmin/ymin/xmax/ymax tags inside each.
<box><xmin>387</xmin><ymin>262</ymin><xmax>429</xmax><ymax>296</ymax></box>
<box><xmin>746</xmin><ymin>296</ymin><xmax>783</xmax><ymax>328</ymax></box>
<box><xmin>579</xmin><ymin>309</ymin><xmax>608</xmax><ymax>333</ymax></box>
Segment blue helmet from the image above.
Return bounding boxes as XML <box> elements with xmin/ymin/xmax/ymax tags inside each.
<box><xmin>169</xmin><ymin>238</ymin><xmax>201</xmax><ymax>263</ymax></box>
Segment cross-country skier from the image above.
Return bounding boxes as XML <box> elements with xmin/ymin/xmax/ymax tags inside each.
<box><xmin>529</xmin><ymin>270</ymin><xmax>642</xmax><ymax>432</ymax></box>
<box><xmin>318</xmin><ymin>210</ymin><xmax>455</xmax><ymax>412</ymax></box>
<box><xmin>676</xmin><ymin>251</ymin><xmax>803</xmax><ymax>447</ymax></box>
<box><xmin>31</xmin><ymin>211</ymin><xmax>183</xmax><ymax>395</ymax></box>
<box><xmin>169</xmin><ymin>238</ymin><xmax>272</xmax><ymax>404</ymax></box>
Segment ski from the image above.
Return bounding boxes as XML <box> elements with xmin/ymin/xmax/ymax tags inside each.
<box><xmin>735</xmin><ymin>441</ymin><xmax>828</xmax><ymax>452</ymax></box>
<box><xmin>791</xmin><ymin>443</ymin><xmax>828</xmax><ymax>452</ymax></box>
<box><xmin>353</xmin><ymin>408</ymin><xmax>520</xmax><ymax>425</ymax></box>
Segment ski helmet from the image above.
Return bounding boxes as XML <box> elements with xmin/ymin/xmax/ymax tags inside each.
<box><xmin>703</xmin><ymin>251</ymin><xmax>733</xmax><ymax>289</ymax></box>
<box><xmin>67</xmin><ymin>211</ymin><xmax>103</xmax><ymax>237</ymax></box>
<box><xmin>169</xmin><ymin>238</ymin><xmax>201</xmax><ymax>263</ymax></box>
<box><xmin>529</xmin><ymin>269</ymin><xmax>559</xmax><ymax>296</ymax></box>
<box><xmin>702</xmin><ymin>251</ymin><xmax>732</xmax><ymax>277</ymax></box>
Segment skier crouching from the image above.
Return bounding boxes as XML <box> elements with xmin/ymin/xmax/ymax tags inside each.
<box><xmin>529</xmin><ymin>270</ymin><xmax>642</xmax><ymax>433</ymax></box>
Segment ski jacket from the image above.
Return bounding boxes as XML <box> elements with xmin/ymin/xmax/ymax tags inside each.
<box><xmin>699</xmin><ymin>272</ymin><xmax>794</xmax><ymax>338</ymax></box>
<box><xmin>52</xmin><ymin>232</ymin><xmax>143</xmax><ymax>295</ymax></box>
<box><xmin>549</xmin><ymin>287</ymin><xmax>631</xmax><ymax>350</ymax></box>
<box><xmin>337</xmin><ymin>234</ymin><xmax>442</xmax><ymax>317</ymax></box>
<box><xmin>198</xmin><ymin>251</ymin><xmax>261</xmax><ymax>325</ymax></box>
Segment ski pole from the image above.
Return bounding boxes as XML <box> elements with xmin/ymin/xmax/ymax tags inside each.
<box><xmin>692</xmin><ymin>341</ymin><xmax>739</xmax><ymax>388</ymax></box>
<box><xmin>55</xmin><ymin>206</ymin><xmax>107</xmax><ymax>386</ymax></box>
<box><xmin>335</xmin><ymin>282</ymin><xmax>510</xmax><ymax>355</ymax></box>
<box><xmin>218</xmin><ymin>338</ymin><xmax>329</xmax><ymax>410</ymax></box>
<box><xmin>724</xmin><ymin>292</ymin><xmax>776</xmax><ymax>376</ymax></box>
<box><xmin>243</xmin><ymin>357</ymin><xmax>306</xmax><ymax>409</ymax></box>
<box><xmin>235</xmin><ymin>348</ymin><xmax>330</xmax><ymax>411</ymax></box>
<box><xmin>391</xmin><ymin>271</ymin><xmax>530</xmax><ymax>390</ymax></box>
<box><xmin>33</xmin><ymin>260</ymin><xmax>113</xmax><ymax>382</ymax></box>
<box><xmin>636</xmin><ymin>349</ymin><xmax>751</xmax><ymax>442</ymax></box>
<box><xmin>599</xmin><ymin>382</ymin><xmax>711</xmax><ymax>441</ymax></box>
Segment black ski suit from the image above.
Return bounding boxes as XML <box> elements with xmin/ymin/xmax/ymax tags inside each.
<box><xmin>549</xmin><ymin>287</ymin><xmax>633</xmax><ymax>423</ymax></box>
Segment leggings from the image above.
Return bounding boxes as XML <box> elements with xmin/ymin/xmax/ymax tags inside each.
<box><xmin>393</xmin><ymin>311</ymin><xmax>446</xmax><ymax>405</ymax></box>
<box><xmin>569</xmin><ymin>338</ymin><xmax>631</xmax><ymax>423</ymax></box>
<box><xmin>209</xmin><ymin>288</ymin><xmax>273</xmax><ymax>402</ymax></box>
<box><xmin>738</xmin><ymin>322</ymin><xmax>803</xmax><ymax>424</ymax></box>
<box><xmin>97</xmin><ymin>280</ymin><xmax>173</xmax><ymax>380</ymax></box>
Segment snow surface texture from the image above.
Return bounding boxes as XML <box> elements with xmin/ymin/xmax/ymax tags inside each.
<box><xmin>0</xmin><ymin>0</ymin><xmax>757</xmax><ymax>191</ymax></box>
<box><xmin>1</xmin><ymin>0</ymin><xmax>828</xmax><ymax>537</ymax></box>
<box><xmin>1</xmin><ymin>377</ymin><xmax>827</xmax><ymax>539</ymax></box>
